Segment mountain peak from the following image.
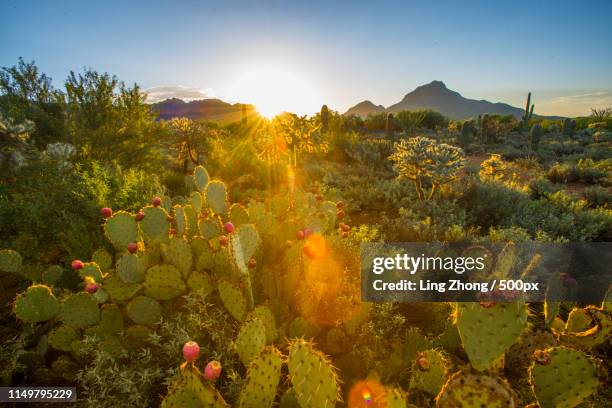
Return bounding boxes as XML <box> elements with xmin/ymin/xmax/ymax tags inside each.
<box><xmin>421</xmin><ymin>80</ymin><xmax>447</xmax><ymax>90</ymax></box>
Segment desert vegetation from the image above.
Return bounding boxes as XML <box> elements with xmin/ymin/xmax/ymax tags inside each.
<box><xmin>1</xmin><ymin>60</ymin><xmax>611</xmax><ymax>407</ymax></box>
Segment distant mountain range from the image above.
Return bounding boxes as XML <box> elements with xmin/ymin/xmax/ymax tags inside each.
<box><xmin>345</xmin><ymin>80</ymin><xmax>562</xmax><ymax>119</ymax></box>
<box><xmin>151</xmin><ymin>98</ymin><xmax>255</xmax><ymax>123</ymax></box>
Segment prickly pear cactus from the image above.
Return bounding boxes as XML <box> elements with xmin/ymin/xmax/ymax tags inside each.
<box><xmin>103</xmin><ymin>274</ymin><xmax>141</xmax><ymax>303</ymax></box>
<box><xmin>455</xmin><ymin>301</ymin><xmax>527</xmax><ymax>370</ymax></box>
<box><xmin>565</xmin><ymin>307</ymin><xmax>593</xmax><ymax>332</ymax></box>
<box><xmin>140</xmin><ymin>206</ymin><xmax>170</xmax><ymax>242</ymax></box>
<box><xmin>0</xmin><ymin>249</ymin><xmax>22</xmax><ymax>273</ymax></box>
<box><xmin>409</xmin><ymin>349</ymin><xmax>449</xmax><ymax>396</ymax></box>
<box><xmin>436</xmin><ymin>371</ymin><xmax>515</xmax><ymax>408</ymax></box>
<box><xmin>88</xmin><ymin>303</ymin><xmax>124</xmax><ymax>338</ymax></box>
<box><xmin>144</xmin><ymin>264</ymin><xmax>186</xmax><ymax>300</ymax></box>
<box><xmin>529</xmin><ymin>346</ymin><xmax>602</xmax><ymax>408</ymax></box>
<box><xmin>61</xmin><ymin>292</ymin><xmax>100</xmax><ymax>328</ymax></box>
<box><xmin>116</xmin><ymin>253</ymin><xmax>146</xmax><ymax>283</ymax></box>
<box><xmin>42</xmin><ymin>265</ymin><xmax>63</xmax><ymax>285</ymax></box>
<box><xmin>231</xmin><ymin>224</ymin><xmax>261</xmax><ymax>275</ymax></box>
<box><xmin>559</xmin><ymin>306</ymin><xmax>611</xmax><ymax>349</ymax></box>
<box><xmin>104</xmin><ymin>211</ymin><xmax>138</xmax><ymax>249</ymax></box>
<box><xmin>238</xmin><ymin>346</ymin><xmax>283</xmax><ymax>408</ymax></box>
<box><xmin>235</xmin><ymin>317</ymin><xmax>267</xmax><ymax>366</ymax></box>
<box><xmin>248</xmin><ymin>305</ymin><xmax>278</xmax><ymax>343</ymax></box>
<box><xmin>205</xmin><ymin>180</ymin><xmax>228</xmax><ymax>215</ymax></box>
<box><xmin>80</xmin><ymin>262</ymin><xmax>104</xmax><ymax>282</ymax></box>
<box><xmin>48</xmin><ymin>325</ymin><xmax>79</xmax><ymax>352</ymax></box>
<box><xmin>193</xmin><ymin>165</ymin><xmax>209</xmax><ymax>193</ymax></box>
<box><xmin>92</xmin><ymin>248</ymin><xmax>113</xmax><ymax>271</ymax></box>
<box><xmin>162</xmin><ymin>367</ymin><xmax>228</xmax><ymax>408</ymax></box>
<box><xmin>288</xmin><ymin>317</ymin><xmax>321</xmax><ymax>340</ymax></box>
<box><xmin>287</xmin><ymin>338</ymin><xmax>340</xmax><ymax>408</ymax></box>
<box><xmin>230</xmin><ymin>203</ymin><xmax>250</xmax><ymax>226</ymax></box>
<box><xmin>217</xmin><ymin>279</ymin><xmax>247</xmax><ymax>321</ymax></box>
<box><xmin>126</xmin><ymin>296</ymin><xmax>162</xmax><ymax>326</ymax></box>
<box><xmin>174</xmin><ymin>205</ymin><xmax>187</xmax><ymax>236</ymax></box>
<box><xmin>505</xmin><ymin>330</ymin><xmax>556</xmax><ymax>374</ymax></box>
<box><xmin>385</xmin><ymin>388</ymin><xmax>408</xmax><ymax>408</ymax></box>
<box><xmin>190</xmin><ymin>192</ymin><xmax>203</xmax><ymax>214</ymax></box>
<box><xmin>162</xmin><ymin>238</ymin><xmax>193</xmax><ymax>277</ymax></box>
<box><xmin>186</xmin><ymin>270</ymin><xmax>214</xmax><ymax>296</ymax></box>
<box><xmin>13</xmin><ymin>285</ymin><xmax>60</xmax><ymax>323</ymax></box>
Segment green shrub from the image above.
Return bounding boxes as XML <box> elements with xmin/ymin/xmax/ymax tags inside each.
<box><xmin>528</xmin><ymin>178</ymin><xmax>560</xmax><ymax>200</ymax></box>
<box><xmin>583</xmin><ymin>185</ymin><xmax>612</xmax><ymax>208</ymax></box>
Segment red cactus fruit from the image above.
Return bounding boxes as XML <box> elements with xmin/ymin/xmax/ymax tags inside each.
<box><xmin>71</xmin><ymin>260</ymin><xmax>84</xmax><ymax>270</ymax></box>
<box><xmin>204</xmin><ymin>360</ymin><xmax>222</xmax><ymax>381</ymax></box>
<box><xmin>336</xmin><ymin>201</ymin><xmax>344</xmax><ymax>209</ymax></box>
<box><xmin>182</xmin><ymin>341</ymin><xmax>200</xmax><ymax>363</ymax></box>
<box><xmin>336</xmin><ymin>209</ymin><xmax>345</xmax><ymax>219</ymax></box>
<box><xmin>127</xmin><ymin>243</ymin><xmax>138</xmax><ymax>254</ymax></box>
<box><xmin>248</xmin><ymin>258</ymin><xmax>257</xmax><ymax>269</ymax></box>
<box><xmin>152</xmin><ymin>196</ymin><xmax>162</xmax><ymax>207</ymax></box>
<box><xmin>219</xmin><ymin>235</ymin><xmax>229</xmax><ymax>246</ymax></box>
<box><xmin>100</xmin><ymin>207</ymin><xmax>112</xmax><ymax>218</ymax></box>
<box><xmin>84</xmin><ymin>282</ymin><xmax>99</xmax><ymax>294</ymax></box>
<box><xmin>533</xmin><ymin>350</ymin><xmax>551</xmax><ymax>365</ymax></box>
<box><xmin>340</xmin><ymin>223</ymin><xmax>350</xmax><ymax>232</ymax></box>
<box><xmin>296</xmin><ymin>230</ymin><xmax>305</xmax><ymax>240</ymax></box>
<box><xmin>416</xmin><ymin>355</ymin><xmax>430</xmax><ymax>371</ymax></box>
<box><xmin>303</xmin><ymin>228</ymin><xmax>313</xmax><ymax>237</ymax></box>
<box><xmin>135</xmin><ymin>211</ymin><xmax>145</xmax><ymax>221</ymax></box>
<box><xmin>224</xmin><ymin>222</ymin><xmax>235</xmax><ymax>233</ymax></box>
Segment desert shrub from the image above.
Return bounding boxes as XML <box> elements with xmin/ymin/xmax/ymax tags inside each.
<box><xmin>583</xmin><ymin>185</ymin><xmax>612</xmax><ymax>208</ymax></box>
<box><xmin>461</xmin><ymin>179</ymin><xmax>528</xmax><ymax>229</ymax></box>
<box><xmin>528</xmin><ymin>178</ymin><xmax>560</xmax><ymax>200</ymax></box>
<box><xmin>547</xmin><ymin>162</ymin><xmax>573</xmax><ymax>183</ymax></box>
<box><xmin>419</xmin><ymin>109</ymin><xmax>448</xmax><ymax>130</ymax></box>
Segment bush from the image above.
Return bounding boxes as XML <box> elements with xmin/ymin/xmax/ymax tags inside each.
<box><xmin>528</xmin><ymin>178</ymin><xmax>560</xmax><ymax>200</ymax></box>
<box><xmin>583</xmin><ymin>185</ymin><xmax>612</xmax><ymax>208</ymax></box>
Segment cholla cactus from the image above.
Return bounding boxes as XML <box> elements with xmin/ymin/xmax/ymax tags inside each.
<box><xmin>389</xmin><ymin>136</ymin><xmax>465</xmax><ymax>201</ymax></box>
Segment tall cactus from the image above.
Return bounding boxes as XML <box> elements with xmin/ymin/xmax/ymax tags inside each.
<box><xmin>522</xmin><ymin>91</ymin><xmax>535</xmax><ymax>130</ymax></box>
<box><xmin>320</xmin><ymin>104</ymin><xmax>329</xmax><ymax>134</ymax></box>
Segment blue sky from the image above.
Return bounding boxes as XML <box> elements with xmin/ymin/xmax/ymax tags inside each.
<box><xmin>1</xmin><ymin>0</ymin><xmax>611</xmax><ymax>116</ymax></box>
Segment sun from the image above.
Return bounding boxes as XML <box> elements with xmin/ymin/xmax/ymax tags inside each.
<box><xmin>225</xmin><ymin>64</ymin><xmax>320</xmax><ymax>118</ymax></box>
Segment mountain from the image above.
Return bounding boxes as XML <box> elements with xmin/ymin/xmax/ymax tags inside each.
<box><xmin>343</xmin><ymin>100</ymin><xmax>386</xmax><ymax>117</ymax></box>
<box><xmin>345</xmin><ymin>81</ymin><xmax>546</xmax><ymax>119</ymax></box>
<box><xmin>151</xmin><ymin>98</ymin><xmax>255</xmax><ymax>122</ymax></box>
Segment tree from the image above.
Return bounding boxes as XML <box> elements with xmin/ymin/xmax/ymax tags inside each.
<box><xmin>395</xmin><ymin>110</ymin><xmax>426</xmax><ymax>136</ymax></box>
<box><xmin>389</xmin><ymin>136</ymin><xmax>465</xmax><ymax>201</ymax></box>
<box><xmin>590</xmin><ymin>107</ymin><xmax>611</xmax><ymax>120</ymax></box>
<box><xmin>274</xmin><ymin>113</ymin><xmax>327</xmax><ymax>166</ymax></box>
<box><xmin>166</xmin><ymin>117</ymin><xmax>216</xmax><ymax>172</ymax></box>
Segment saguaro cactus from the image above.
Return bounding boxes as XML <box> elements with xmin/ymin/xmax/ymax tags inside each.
<box><xmin>522</xmin><ymin>91</ymin><xmax>535</xmax><ymax>130</ymax></box>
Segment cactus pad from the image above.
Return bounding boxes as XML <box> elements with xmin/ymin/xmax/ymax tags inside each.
<box><xmin>190</xmin><ymin>191</ymin><xmax>203</xmax><ymax>214</ymax></box>
<box><xmin>238</xmin><ymin>346</ymin><xmax>283</xmax><ymax>408</ymax></box>
<box><xmin>506</xmin><ymin>330</ymin><xmax>556</xmax><ymax>374</ymax></box>
<box><xmin>42</xmin><ymin>265</ymin><xmax>63</xmax><ymax>285</ymax></box>
<box><xmin>162</xmin><ymin>238</ymin><xmax>193</xmax><ymax>278</ymax></box>
<box><xmin>117</xmin><ymin>253</ymin><xmax>146</xmax><ymax>283</ymax></box>
<box><xmin>91</xmin><ymin>303</ymin><xmax>124</xmax><ymax>338</ymax></box>
<box><xmin>103</xmin><ymin>274</ymin><xmax>141</xmax><ymax>303</ymax></box>
<box><xmin>248</xmin><ymin>305</ymin><xmax>278</xmax><ymax>343</ymax></box>
<box><xmin>217</xmin><ymin>279</ymin><xmax>247</xmax><ymax>321</ymax></box>
<box><xmin>126</xmin><ymin>295</ymin><xmax>162</xmax><ymax>326</ymax></box>
<box><xmin>144</xmin><ymin>264</ymin><xmax>186</xmax><ymax>300</ymax></box>
<box><xmin>48</xmin><ymin>325</ymin><xmax>79</xmax><ymax>352</ymax></box>
<box><xmin>231</xmin><ymin>224</ymin><xmax>261</xmax><ymax>275</ymax></box>
<box><xmin>455</xmin><ymin>301</ymin><xmax>527</xmax><ymax>371</ymax></box>
<box><xmin>409</xmin><ymin>349</ymin><xmax>450</xmax><ymax>396</ymax></box>
<box><xmin>230</xmin><ymin>203</ymin><xmax>250</xmax><ymax>226</ymax></box>
<box><xmin>559</xmin><ymin>307</ymin><xmax>611</xmax><ymax>349</ymax></box>
<box><xmin>140</xmin><ymin>206</ymin><xmax>170</xmax><ymax>242</ymax></box>
<box><xmin>235</xmin><ymin>317</ymin><xmax>267</xmax><ymax>366</ymax></box>
<box><xmin>13</xmin><ymin>285</ymin><xmax>60</xmax><ymax>323</ymax></box>
<box><xmin>0</xmin><ymin>249</ymin><xmax>22</xmax><ymax>273</ymax></box>
<box><xmin>193</xmin><ymin>165</ymin><xmax>210</xmax><ymax>193</ymax></box>
<box><xmin>61</xmin><ymin>292</ymin><xmax>100</xmax><ymax>328</ymax></box>
<box><xmin>173</xmin><ymin>205</ymin><xmax>186</xmax><ymax>236</ymax></box>
<box><xmin>529</xmin><ymin>346</ymin><xmax>601</xmax><ymax>408</ymax></box>
<box><xmin>436</xmin><ymin>371</ymin><xmax>515</xmax><ymax>408</ymax></box>
<box><xmin>104</xmin><ymin>211</ymin><xmax>138</xmax><ymax>249</ymax></box>
<box><xmin>124</xmin><ymin>325</ymin><xmax>153</xmax><ymax>349</ymax></box>
<box><xmin>186</xmin><ymin>271</ymin><xmax>214</xmax><ymax>296</ymax></box>
<box><xmin>288</xmin><ymin>317</ymin><xmax>321</xmax><ymax>340</ymax></box>
<box><xmin>205</xmin><ymin>180</ymin><xmax>228</xmax><ymax>215</ymax></box>
<box><xmin>198</xmin><ymin>217</ymin><xmax>222</xmax><ymax>240</ymax></box>
<box><xmin>92</xmin><ymin>248</ymin><xmax>113</xmax><ymax>271</ymax></box>
<box><xmin>162</xmin><ymin>368</ymin><xmax>228</xmax><ymax>408</ymax></box>
<box><xmin>565</xmin><ymin>307</ymin><xmax>593</xmax><ymax>332</ymax></box>
<box><xmin>80</xmin><ymin>262</ymin><xmax>104</xmax><ymax>282</ymax></box>
<box><xmin>287</xmin><ymin>338</ymin><xmax>340</xmax><ymax>408</ymax></box>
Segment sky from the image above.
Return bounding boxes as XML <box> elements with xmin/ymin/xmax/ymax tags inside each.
<box><xmin>1</xmin><ymin>0</ymin><xmax>611</xmax><ymax>117</ymax></box>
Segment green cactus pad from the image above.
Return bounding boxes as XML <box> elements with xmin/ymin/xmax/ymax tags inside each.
<box><xmin>436</xmin><ymin>371</ymin><xmax>515</xmax><ymax>408</ymax></box>
<box><xmin>126</xmin><ymin>295</ymin><xmax>162</xmax><ymax>326</ymax></box>
<box><xmin>529</xmin><ymin>346</ymin><xmax>601</xmax><ymax>408</ymax></box>
<box><xmin>248</xmin><ymin>305</ymin><xmax>278</xmax><ymax>344</ymax></box>
<box><xmin>162</xmin><ymin>238</ymin><xmax>193</xmax><ymax>278</ymax></box>
<box><xmin>124</xmin><ymin>324</ymin><xmax>153</xmax><ymax>349</ymax></box>
<box><xmin>140</xmin><ymin>206</ymin><xmax>170</xmax><ymax>242</ymax></box>
<box><xmin>217</xmin><ymin>279</ymin><xmax>247</xmax><ymax>321</ymax></box>
<box><xmin>93</xmin><ymin>287</ymin><xmax>109</xmax><ymax>304</ymax></box>
<box><xmin>193</xmin><ymin>165</ymin><xmax>210</xmax><ymax>193</ymax></box>
<box><xmin>196</xmin><ymin>246</ymin><xmax>215</xmax><ymax>273</ymax></box>
<box><xmin>186</xmin><ymin>271</ymin><xmax>214</xmax><ymax>296</ymax></box>
<box><xmin>235</xmin><ymin>317</ymin><xmax>267</xmax><ymax>366</ymax></box>
<box><xmin>103</xmin><ymin>274</ymin><xmax>141</xmax><ymax>303</ymax></box>
<box><xmin>231</xmin><ymin>224</ymin><xmax>261</xmax><ymax>275</ymax></box>
<box><xmin>61</xmin><ymin>292</ymin><xmax>100</xmax><ymax>328</ymax></box>
<box><xmin>230</xmin><ymin>203</ymin><xmax>250</xmax><ymax>226</ymax></box>
<box><xmin>404</xmin><ymin>327</ymin><xmax>434</xmax><ymax>363</ymax></box>
<box><xmin>13</xmin><ymin>285</ymin><xmax>60</xmax><ymax>323</ymax></box>
<box><xmin>162</xmin><ymin>368</ymin><xmax>228</xmax><ymax>408</ymax></box>
<box><xmin>409</xmin><ymin>349</ymin><xmax>450</xmax><ymax>396</ymax></box>
<box><xmin>279</xmin><ymin>388</ymin><xmax>300</xmax><ymax>408</ymax></box>
<box><xmin>455</xmin><ymin>301</ymin><xmax>527</xmax><ymax>371</ymax></box>
<box><xmin>565</xmin><ymin>307</ymin><xmax>593</xmax><ymax>332</ymax></box>
<box><xmin>143</xmin><ymin>242</ymin><xmax>162</xmax><ymax>267</ymax></box>
<box><xmin>288</xmin><ymin>316</ymin><xmax>321</xmax><ymax>339</ymax></box>
<box><xmin>288</xmin><ymin>339</ymin><xmax>340</xmax><ymax>408</ymax></box>
<box><xmin>559</xmin><ymin>307</ymin><xmax>611</xmax><ymax>349</ymax></box>
<box><xmin>42</xmin><ymin>265</ymin><xmax>63</xmax><ymax>285</ymax></box>
<box><xmin>190</xmin><ymin>191</ymin><xmax>203</xmax><ymax>214</ymax></box>
<box><xmin>493</xmin><ymin>242</ymin><xmax>516</xmax><ymax>277</ymax></box>
<box><xmin>184</xmin><ymin>204</ymin><xmax>198</xmax><ymax>238</ymax></box>
<box><xmin>174</xmin><ymin>205</ymin><xmax>186</xmax><ymax>236</ymax></box>
<box><xmin>91</xmin><ymin>303</ymin><xmax>124</xmax><ymax>338</ymax></box>
<box><xmin>211</xmin><ymin>247</ymin><xmax>234</xmax><ymax>278</ymax></box>
<box><xmin>92</xmin><ymin>248</ymin><xmax>113</xmax><ymax>271</ymax></box>
<box><xmin>104</xmin><ymin>211</ymin><xmax>138</xmax><ymax>249</ymax></box>
<box><xmin>48</xmin><ymin>325</ymin><xmax>79</xmax><ymax>352</ymax></box>
<box><xmin>238</xmin><ymin>346</ymin><xmax>283</xmax><ymax>408</ymax></box>
<box><xmin>116</xmin><ymin>253</ymin><xmax>146</xmax><ymax>283</ymax></box>
<box><xmin>80</xmin><ymin>262</ymin><xmax>104</xmax><ymax>282</ymax></box>
<box><xmin>190</xmin><ymin>237</ymin><xmax>208</xmax><ymax>259</ymax></box>
<box><xmin>198</xmin><ymin>217</ymin><xmax>222</xmax><ymax>240</ymax></box>
<box><xmin>205</xmin><ymin>180</ymin><xmax>228</xmax><ymax>215</ymax></box>
<box><xmin>144</xmin><ymin>264</ymin><xmax>186</xmax><ymax>300</ymax></box>
<box><xmin>0</xmin><ymin>249</ymin><xmax>22</xmax><ymax>273</ymax></box>
<box><xmin>506</xmin><ymin>330</ymin><xmax>555</xmax><ymax>374</ymax></box>
<box><xmin>161</xmin><ymin>195</ymin><xmax>173</xmax><ymax>213</ymax></box>
<box><xmin>51</xmin><ymin>355</ymin><xmax>79</xmax><ymax>382</ymax></box>
<box><xmin>385</xmin><ymin>388</ymin><xmax>408</xmax><ymax>408</ymax></box>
